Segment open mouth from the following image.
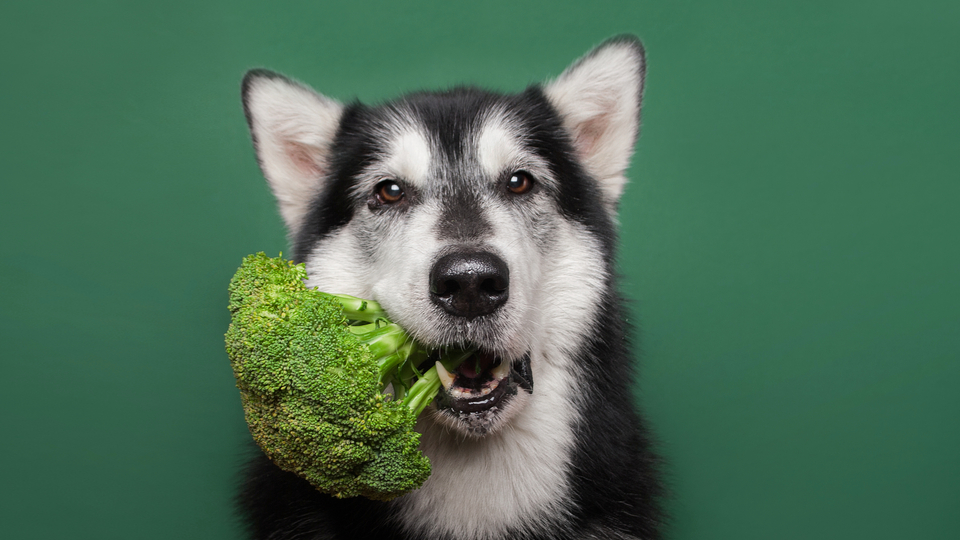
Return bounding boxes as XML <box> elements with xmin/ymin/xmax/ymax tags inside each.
<box><xmin>431</xmin><ymin>350</ymin><xmax>532</xmax><ymax>434</ymax></box>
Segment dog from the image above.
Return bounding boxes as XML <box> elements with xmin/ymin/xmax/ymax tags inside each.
<box><xmin>237</xmin><ymin>35</ymin><xmax>663</xmax><ymax>540</ymax></box>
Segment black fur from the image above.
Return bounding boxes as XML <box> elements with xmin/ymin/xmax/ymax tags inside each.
<box><xmin>289</xmin><ymin>86</ymin><xmax>617</xmax><ymax>262</ymax></box>
<box><xmin>435</xmin><ymin>189</ymin><xmax>492</xmax><ymax>241</ymax></box>
<box><xmin>239</xmin><ymin>39</ymin><xmax>663</xmax><ymax>539</ymax></box>
<box><xmin>238</xmin><ymin>293</ymin><xmax>664</xmax><ymax>539</ymax></box>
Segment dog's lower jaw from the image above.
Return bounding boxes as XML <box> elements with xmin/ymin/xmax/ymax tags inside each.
<box><xmin>429</xmin><ymin>381</ymin><xmax>527</xmax><ymax>437</ymax></box>
<box><xmin>391</xmin><ymin>353</ymin><xmax>581</xmax><ymax>539</ymax></box>
<box><xmin>432</xmin><ymin>353</ymin><xmax>533</xmax><ymax>437</ymax></box>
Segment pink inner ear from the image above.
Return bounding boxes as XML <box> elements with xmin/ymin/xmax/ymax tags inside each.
<box><xmin>573</xmin><ymin>112</ymin><xmax>610</xmax><ymax>162</ymax></box>
<box><xmin>285</xmin><ymin>140</ymin><xmax>324</xmax><ymax>178</ymax></box>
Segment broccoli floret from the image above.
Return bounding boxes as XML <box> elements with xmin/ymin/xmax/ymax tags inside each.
<box><xmin>224</xmin><ymin>253</ymin><xmax>469</xmax><ymax>501</ymax></box>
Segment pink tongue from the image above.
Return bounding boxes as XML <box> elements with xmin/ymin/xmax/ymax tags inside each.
<box><xmin>457</xmin><ymin>352</ymin><xmax>496</xmax><ymax>379</ymax></box>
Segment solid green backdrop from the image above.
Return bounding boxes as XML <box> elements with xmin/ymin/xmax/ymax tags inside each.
<box><xmin>1</xmin><ymin>1</ymin><xmax>957</xmax><ymax>539</ymax></box>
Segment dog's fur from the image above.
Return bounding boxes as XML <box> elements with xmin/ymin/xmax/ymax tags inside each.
<box><xmin>238</xmin><ymin>36</ymin><xmax>663</xmax><ymax>540</ymax></box>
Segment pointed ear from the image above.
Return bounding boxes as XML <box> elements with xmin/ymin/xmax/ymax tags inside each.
<box><xmin>544</xmin><ymin>36</ymin><xmax>645</xmax><ymax>209</ymax></box>
<box><xmin>241</xmin><ymin>69</ymin><xmax>344</xmax><ymax>234</ymax></box>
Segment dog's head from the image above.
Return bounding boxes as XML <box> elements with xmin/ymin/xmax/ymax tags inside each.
<box><xmin>241</xmin><ymin>37</ymin><xmax>644</xmax><ymax>438</ymax></box>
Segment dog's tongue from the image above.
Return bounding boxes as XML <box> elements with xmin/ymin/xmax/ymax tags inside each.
<box><xmin>457</xmin><ymin>352</ymin><xmax>497</xmax><ymax>379</ymax></box>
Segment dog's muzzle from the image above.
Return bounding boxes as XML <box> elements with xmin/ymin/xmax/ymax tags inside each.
<box><xmin>427</xmin><ymin>250</ymin><xmax>531</xmax><ymax>435</ymax></box>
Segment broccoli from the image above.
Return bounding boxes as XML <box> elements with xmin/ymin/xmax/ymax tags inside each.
<box><xmin>224</xmin><ymin>253</ymin><xmax>469</xmax><ymax>501</ymax></box>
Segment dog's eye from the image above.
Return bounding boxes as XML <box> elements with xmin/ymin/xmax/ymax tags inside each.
<box><xmin>375</xmin><ymin>180</ymin><xmax>404</xmax><ymax>204</ymax></box>
<box><xmin>506</xmin><ymin>171</ymin><xmax>534</xmax><ymax>194</ymax></box>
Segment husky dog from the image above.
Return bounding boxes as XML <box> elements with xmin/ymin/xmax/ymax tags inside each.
<box><xmin>238</xmin><ymin>36</ymin><xmax>663</xmax><ymax>540</ymax></box>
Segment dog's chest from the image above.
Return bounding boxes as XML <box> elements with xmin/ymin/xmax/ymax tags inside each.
<box><xmin>390</xmin><ymin>360</ymin><xmax>580</xmax><ymax>539</ymax></box>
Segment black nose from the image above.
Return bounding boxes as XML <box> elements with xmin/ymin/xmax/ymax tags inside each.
<box><xmin>430</xmin><ymin>251</ymin><xmax>509</xmax><ymax>318</ymax></box>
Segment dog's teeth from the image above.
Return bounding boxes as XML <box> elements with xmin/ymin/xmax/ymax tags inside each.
<box><xmin>491</xmin><ymin>359</ymin><xmax>511</xmax><ymax>380</ymax></box>
<box><xmin>436</xmin><ymin>360</ymin><xmax>455</xmax><ymax>390</ymax></box>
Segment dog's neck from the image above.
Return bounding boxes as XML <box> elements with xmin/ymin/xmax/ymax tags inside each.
<box><xmin>390</xmin><ymin>344</ymin><xmax>582</xmax><ymax>539</ymax></box>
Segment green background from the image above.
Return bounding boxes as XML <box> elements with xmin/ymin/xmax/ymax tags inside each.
<box><xmin>2</xmin><ymin>1</ymin><xmax>957</xmax><ymax>538</ymax></box>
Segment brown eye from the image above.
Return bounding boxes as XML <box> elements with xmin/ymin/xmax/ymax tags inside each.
<box><xmin>506</xmin><ymin>171</ymin><xmax>534</xmax><ymax>194</ymax></box>
<box><xmin>375</xmin><ymin>180</ymin><xmax>404</xmax><ymax>203</ymax></box>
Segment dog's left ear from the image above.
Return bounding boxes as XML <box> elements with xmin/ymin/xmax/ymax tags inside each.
<box><xmin>242</xmin><ymin>69</ymin><xmax>344</xmax><ymax>235</ymax></box>
<box><xmin>544</xmin><ymin>36</ymin><xmax>645</xmax><ymax>210</ymax></box>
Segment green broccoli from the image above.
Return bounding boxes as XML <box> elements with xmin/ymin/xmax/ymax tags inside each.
<box><xmin>224</xmin><ymin>253</ymin><xmax>469</xmax><ymax>501</ymax></box>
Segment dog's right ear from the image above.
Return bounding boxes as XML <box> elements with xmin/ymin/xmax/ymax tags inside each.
<box><xmin>544</xmin><ymin>36</ymin><xmax>645</xmax><ymax>213</ymax></box>
<box><xmin>242</xmin><ymin>70</ymin><xmax>344</xmax><ymax>234</ymax></box>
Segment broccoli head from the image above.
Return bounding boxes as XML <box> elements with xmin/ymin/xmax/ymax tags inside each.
<box><xmin>224</xmin><ymin>253</ymin><xmax>468</xmax><ymax>500</ymax></box>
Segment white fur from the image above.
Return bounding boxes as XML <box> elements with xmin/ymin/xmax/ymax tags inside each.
<box><xmin>544</xmin><ymin>40</ymin><xmax>645</xmax><ymax>209</ymax></box>
<box><xmin>247</xmin><ymin>40</ymin><xmax>641</xmax><ymax>538</ymax></box>
<box><xmin>390</xmin><ymin>219</ymin><xmax>608</xmax><ymax>539</ymax></box>
<box><xmin>368</xmin><ymin>198</ymin><xmax>447</xmax><ymax>338</ymax></box>
<box><xmin>315</xmin><ymin>117</ymin><xmax>606</xmax><ymax>537</ymax></box>
<box><xmin>383</xmin><ymin>129</ymin><xmax>433</xmax><ymax>188</ymax></box>
<box><xmin>345</xmin><ymin>113</ymin><xmax>436</xmax><ymax>201</ymax></box>
<box><xmin>476</xmin><ymin>110</ymin><xmax>555</xmax><ymax>192</ymax></box>
<box><xmin>303</xmin><ymin>227</ymin><xmax>373</xmax><ymax>298</ymax></box>
<box><xmin>291</xmin><ymin>116</ymin><xmax>612</xmax><ymax>537</ymax></box>
<box><xmin>477</xmin><ymin>111</ymin><xmax>524</xmax><ymax>179</ymax></box>
<box><xmin>536</xmin><ymin>222</ymin><xmax>608</xmax><ymax>362</ymax></box>
<box><xmin>244</xmin><ymin>74</ymin><xmax>344</xmax><ymax>233</ymax></box>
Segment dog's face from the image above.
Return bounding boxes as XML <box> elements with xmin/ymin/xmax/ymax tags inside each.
<box><xmin>242</xmin><ymin>38</ymin><xmax>644</xmax><ymax>439</ymax></box>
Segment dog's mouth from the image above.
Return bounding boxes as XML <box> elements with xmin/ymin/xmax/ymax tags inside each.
<box><xmin>430</xmin><ymin>350</ymin><xmax>532</xmax><ymax>435</ymax></box>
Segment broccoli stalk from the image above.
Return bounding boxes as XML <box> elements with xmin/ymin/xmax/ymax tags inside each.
<box><xmin>337</xmin><ymin>298</ymin><xmax>472</xmax><ymax>415</ymax></box>
<box><xmin>224</xmin><ymin>253</ymin><xmax>469</xmax><ymax>501</ymax></box>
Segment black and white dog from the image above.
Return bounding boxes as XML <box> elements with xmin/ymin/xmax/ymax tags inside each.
<box><xmin>238</xmin><ymin>35</ymin><xmax>663</xmax><ymax>540</ymax></box>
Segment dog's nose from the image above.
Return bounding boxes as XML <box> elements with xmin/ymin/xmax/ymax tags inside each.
<box><xmin>430</xmin><ymin>251</ymin><xmax>509</xmax><ymax>318</ymax></box>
